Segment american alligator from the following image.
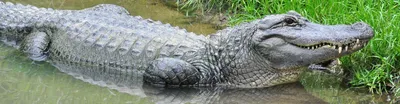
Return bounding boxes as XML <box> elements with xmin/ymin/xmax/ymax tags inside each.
<box><xmin>0</xmin><ymin>2</ymin><xmax>373</xmax><ymax>88</ymax></box>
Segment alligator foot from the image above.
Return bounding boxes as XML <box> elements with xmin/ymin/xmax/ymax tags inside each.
<box><xmin>308</xmin><ymin>59</ymin><xmax>344</xmax><ymax>75</ymax></box>
<box><xmin>21</xmin><ymin>32</ymin><xmax>50</xmax><ymax>61</ymax></box>
<box><xmin>144</xmin><ymin>58</ymin><xmax>201</xmax><ymax>87</ymax></box>
<box><xmin>308</xmin><ymin>64</ymin><xmax>333</xmax><ymax>74</ymax></box>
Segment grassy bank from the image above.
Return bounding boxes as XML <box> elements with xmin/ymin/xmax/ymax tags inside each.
<box><xmin>176</xmin><ymin>0</ymin><xmax>400</xmax><ymax>95</ymax></box>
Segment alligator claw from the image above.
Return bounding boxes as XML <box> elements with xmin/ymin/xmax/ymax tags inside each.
<box><xmin>308</xmin><ymin>64</ymin><xmax>333</xmax><ymax>74</ymax></box>
<box><xmin>308</xmin><ymin>59</ymin><xmax>344</xmax><ymax>75</ymax></box>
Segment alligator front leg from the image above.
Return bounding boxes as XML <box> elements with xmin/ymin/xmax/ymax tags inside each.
<box><xmin>144</xmin><ymin>58</ymin><xmax>202</xmax><ymax>87</ymax></box>
<box><xmin>308</xmin><ymin>59</ymin><xmax>344</xmax><ymax>75</ymax></box>
<box><xmin>21</xmin><ymin>32</ymin><xmax>50</xmax><ymax>61</ymax></box>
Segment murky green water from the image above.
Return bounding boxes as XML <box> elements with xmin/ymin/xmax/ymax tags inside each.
<box><xmin>0</xmin><ymin>0</ymin><xmax>392</xmax><ymax>103</ymax></box>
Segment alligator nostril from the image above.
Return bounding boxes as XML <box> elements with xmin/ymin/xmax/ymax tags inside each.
<box><xmin>351</xmin><ymin>22</ymin><xmax>367</xmax><ymax>30</ymax></box>
<box><xmin>351</xmin><ymin>22</ymin><xmax>374</xmax><ymax>38</ymax></box>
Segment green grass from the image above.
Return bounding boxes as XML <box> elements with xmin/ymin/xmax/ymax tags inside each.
<box><xmin>178</xmin><ymin>0</ymin><xmax>400</xmax><ymax>95</ymax></box>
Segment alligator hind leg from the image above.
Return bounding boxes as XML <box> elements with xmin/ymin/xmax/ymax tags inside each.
<box><xmin>21</xmin><ymin>32</ymin><xmax>50</xmax><ymax>61</ymax></box>
<box><xmin>144</xmin><ymin>58</ymin><xmax>201</xmax><ymax>87</ymax></box>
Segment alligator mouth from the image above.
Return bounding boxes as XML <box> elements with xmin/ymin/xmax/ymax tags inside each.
<box><xmin>291</xmin><ymin>38</ymin><xmax>369</xmax><ymax>54</ymax></box>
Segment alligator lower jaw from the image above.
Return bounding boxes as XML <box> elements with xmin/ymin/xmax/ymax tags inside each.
<box><xmin>291</xmin><ymin>39</ymin><xmax>370</xmax><ymax>54</ymax></box>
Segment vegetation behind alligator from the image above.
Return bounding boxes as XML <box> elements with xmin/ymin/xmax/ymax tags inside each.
<box><xmin>0</xmin><ymin>2</ymin><xmax>373</xmax><ymax>88</ymax></box>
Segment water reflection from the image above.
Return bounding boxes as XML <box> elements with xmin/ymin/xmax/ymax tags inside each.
<box><xmin>143</xmin><ymin>83</ymin><xmax>327</xmax><ymax>104</ymax></box>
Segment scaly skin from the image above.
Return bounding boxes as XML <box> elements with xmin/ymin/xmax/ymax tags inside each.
<box><xmin>0</xmin><ymin>2</ymin><xmax>374</xmax><ymax>88</ymax></box>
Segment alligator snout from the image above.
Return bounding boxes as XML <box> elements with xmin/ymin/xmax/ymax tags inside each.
<box><xmin>351</xmin><ymin>22</ymin><xmax>374</xmax><ymax>39</ymax></box>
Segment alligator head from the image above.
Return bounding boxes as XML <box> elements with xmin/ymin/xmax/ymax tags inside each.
<box><xmin>253</xmin><ymin>11</ymin><xmax>374</xmax><ymax>70</ymax></box>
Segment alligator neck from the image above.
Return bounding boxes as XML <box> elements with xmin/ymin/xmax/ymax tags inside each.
<box><xmin>186</xmin><ymin>22</ymin><xmax>264</xmax><ymax>86</ymax></box>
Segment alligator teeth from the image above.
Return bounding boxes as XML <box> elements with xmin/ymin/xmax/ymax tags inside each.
<box><xmin>332</xmin><ymin>45</ymin><xmax>336</xmax><ymax>49</ymax></box>
<box><xmin>345</xmin><ymin>46</ymin><xmax>348</xmax><ymax>51</ymax></box>
<box><xmin>325</xmin><ymin>45</ymin><xmax>331</xmax><ymax>48</ymax></box>
<box><xmin>338</xmin><ymin>46</ymin><xmax>342</xmax><ymax>54</ymax></box>
<box><xmin>356</xmin><ymin>39</ymin><xmax>360</xmax><ymax>44</ymax></box>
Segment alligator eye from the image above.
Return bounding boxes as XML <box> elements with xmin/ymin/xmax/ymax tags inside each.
<box><xmin>284</xmin><ymin>17</ymin><xmax>297</xmax><ymax>26</ymax></box>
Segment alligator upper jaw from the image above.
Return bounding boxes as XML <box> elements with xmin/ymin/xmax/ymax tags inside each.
<box><xmin>290</xmin><ymin>38</ymin><xmax>370</xmax><ymax>54</ymax></box>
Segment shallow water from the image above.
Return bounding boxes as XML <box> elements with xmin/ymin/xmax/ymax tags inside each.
<box><xmin>0</xmin><ymin>0</ymin><xmax>390</xmax><ymax>103</ymax></box>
